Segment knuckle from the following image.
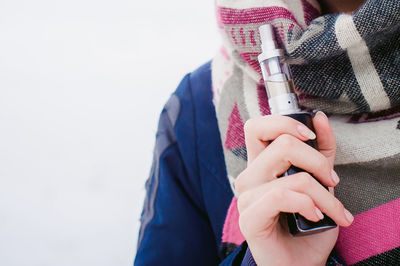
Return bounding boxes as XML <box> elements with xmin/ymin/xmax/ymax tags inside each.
<box><xmin>295</xmin><ymin>172</ymin><xmax>314</xmax><ymax>189</ymax></box>
<box><xmin>314</xmin><ymin>156</ymin><xmax>330</xmax><ymax>173</ymax></box>
<box><xmin>322</xmin><ymin>157</ymin><xmax>331</xmax><ymax>170</ymax></box>
<box><xmin>234</xmin><ymin>173</ymin><xmax>246</xmax><ymax>195</ymax></box>
<box><xmin>330</xmin><ymin>199</ymin><xmax>344</xmax><ymax>213</ymax></box>
<box><xmin>305</xmin><ymin>196</ymin><xmax>315</xmax><ymax>208</ymax></box>
<box><xmin>300</xmin><ymin>195</ymin><xmax>314</xmax><ymax>209</ymax></box>
<box><xmin>238</xmin><ymin>212</ymin><xmax>250</xmax><ymax>235</ymax></box>
<box><xmin>267</xmin><ymin>187</ymin><xmax>285</xmax><ymax>202</ymax></box>
<box><xmin>243</xmin><ymin>119</ymin><xmax>256</xmax><ymax>135</ymax></box>
<box><xmin>275</xmin><ymin>134</ymin><xmax>294</xmax><ymax>149</ymax></box>
<box><xmin>237</xmin><ymin>191</ymin><xmax>250</xmax><ymax>213</ymax></box>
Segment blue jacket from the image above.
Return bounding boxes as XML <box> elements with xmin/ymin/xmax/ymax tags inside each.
<box><xmin>134</xmin><ymin>62</ymin><xmax>343</xmax><ymax>266</ymax></box>
<box><xmin>134</xmin><ymin>62</ymin><xmax>248</xmax><ymax>265</ymax></box>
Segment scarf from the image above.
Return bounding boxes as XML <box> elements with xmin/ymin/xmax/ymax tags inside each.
<box><xmin>212</xmin><ymin>0</ymin><xmax>400</xmax><ymax>264</ymax></box>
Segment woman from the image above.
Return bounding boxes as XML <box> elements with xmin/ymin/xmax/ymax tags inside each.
<box><xmin>135</xmin><ymin>0</ymin><xmax>400</xmax><ymax>265</ymax></box>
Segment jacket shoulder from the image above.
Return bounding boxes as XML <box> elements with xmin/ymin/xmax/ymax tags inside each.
<box><xmin>173</xmin><ymin>61</ymin><xmax>212</xmax><ymax>108</ymax></box>
<box><xmin>155</xmin><ymin>61</ymin><xmax>214</xmax><ymax>209</ymax></box>
<box><xmin>171</xmin><ymin>61</ymin><xmax>219</xmax><ymax>181</ymax></box>
<box><xmin>160</xmin><ymin>61</ymin><xmax>212</xmax><ymax>138</ymax></box>
<box><xmin>168</xmin><ymin>61</ymin><xmax>213</xmax><ymax>155</ymax></box>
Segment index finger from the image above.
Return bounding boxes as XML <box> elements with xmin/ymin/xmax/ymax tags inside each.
<box><xmin>244</xmin><ymin>115</ymin><xmax>317</xmax><ymax>163</ymax></box>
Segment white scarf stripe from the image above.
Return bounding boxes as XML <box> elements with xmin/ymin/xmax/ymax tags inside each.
<box><xmin>243</xmin><ymin>75</ymin><xmax>262</xmax><ymax>118</ymax></box>
<box><xmin>286</xmin><ymin>1</ymin><xmax>307</xmax><ymax>28</ymax></box>
<box><xmin>335</xmin><ymin>14</ymin><xmax>391</xmax><ymax>112</ymax></box>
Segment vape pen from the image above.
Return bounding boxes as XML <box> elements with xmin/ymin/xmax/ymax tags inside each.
<box><xmin>258</xmin><ymin>24</ymin><xmax>336</xmax><ymax>236</ymax></box>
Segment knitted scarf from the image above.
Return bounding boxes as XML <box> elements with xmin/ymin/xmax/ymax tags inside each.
<box><xmin>212</xmin><ymin>0</ymin><xmax>400</xmax><ymax>264</ymax></box>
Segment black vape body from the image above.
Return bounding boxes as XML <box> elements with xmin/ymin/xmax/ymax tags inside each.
<box><xmin>282</xmin><ymin>112</ymin><xmax>337</xmax><ymax>236</ymax></box>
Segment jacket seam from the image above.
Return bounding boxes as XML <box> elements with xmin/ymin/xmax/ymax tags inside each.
<box><xmin>188</xmin><ymin>72</ymin><xmax>208</xmax><ymax>211</ymax></box>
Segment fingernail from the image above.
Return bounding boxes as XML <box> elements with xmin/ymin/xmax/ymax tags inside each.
<box><xmin>331</xmin><ymin>169</ymin><xmax>340</xmax><ymax>185</ymax></box>
<box><xmin>316</xmin><ymin>111</ymin><xmax>327</xmax><ymax>118</ymax></box>
<box><xmin>315</xmin><ymin>207</ymin><xmax>324</xmax><ymax>220</ymax></box>
<box><xmin>297</xmin><ymin>125</ymin><xmax>316</xmax><ymax>140</ymax></box>
<box><xmin>344</xmin><ymin>208</ymin><xmax>354</xmax><ymax>224</ymax></box>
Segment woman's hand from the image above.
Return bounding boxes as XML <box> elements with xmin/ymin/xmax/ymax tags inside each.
<box><xmin>235</xmin><ymin>112</ymin><xmax>354</xmax><ymax>266</ymax></box>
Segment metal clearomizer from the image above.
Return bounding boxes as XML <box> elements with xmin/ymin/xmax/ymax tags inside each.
<box><xmin>258</xmin><ymin>24</ymin><xmax>336</xmax><ymax>236</ymax></box>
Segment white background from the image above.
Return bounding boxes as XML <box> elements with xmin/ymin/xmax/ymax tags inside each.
<box><xmin>0</xmin><ymin>1</ymin><xmax>219</xmax><ymax>265</ymax></box>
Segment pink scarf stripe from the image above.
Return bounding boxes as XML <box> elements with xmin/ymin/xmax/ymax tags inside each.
<box><xmin>216</xmin><ymin>6</ymin><xmax>299</xmax><ymax>25</ymax></box>
<box><xmin>222</xmin><ymin>197</ymin><xmax>245</xmax><ymax>245</ymax></box>
<box><xmin>336</xmin><ymin>198</ymin><xmax>400</xmax><ymax>265</ymax></box>
<box><xmin>238</xmin><ymin>52</ymin><xmax>261</xmax><ymax>73</ymax></box>
<box><xmin>300</xmin><ymin>0</ymin><xmax>320</xmax><ymax>25</ymax></box>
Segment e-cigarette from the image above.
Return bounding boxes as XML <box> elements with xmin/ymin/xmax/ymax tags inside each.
<box><xmin>258</xmin><ymin>24</ymin><xmax>336</xmax><ymax>236</ymax></box>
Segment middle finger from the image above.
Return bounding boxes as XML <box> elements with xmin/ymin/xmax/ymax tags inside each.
<box><xmin>235</xmin><ymin>134</ymin><xmax>338</xmax><ymax>194</ymax></box>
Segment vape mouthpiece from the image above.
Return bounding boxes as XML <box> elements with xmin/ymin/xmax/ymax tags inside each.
<box><xmin>259</xmin><ymin>24</ymin><xmax>278</xmax><ymax>52</ymax></box>
<box><xmin>258</xmin><ymin>24</ymin><xmax>283</xmax><ymax>63</ymax></box>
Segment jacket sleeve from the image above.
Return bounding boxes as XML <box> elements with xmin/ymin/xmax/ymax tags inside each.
<box><xmin>134</xmin><ymin>75</ymin><xmax>248</xmax><ymax>265</ymax></box>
